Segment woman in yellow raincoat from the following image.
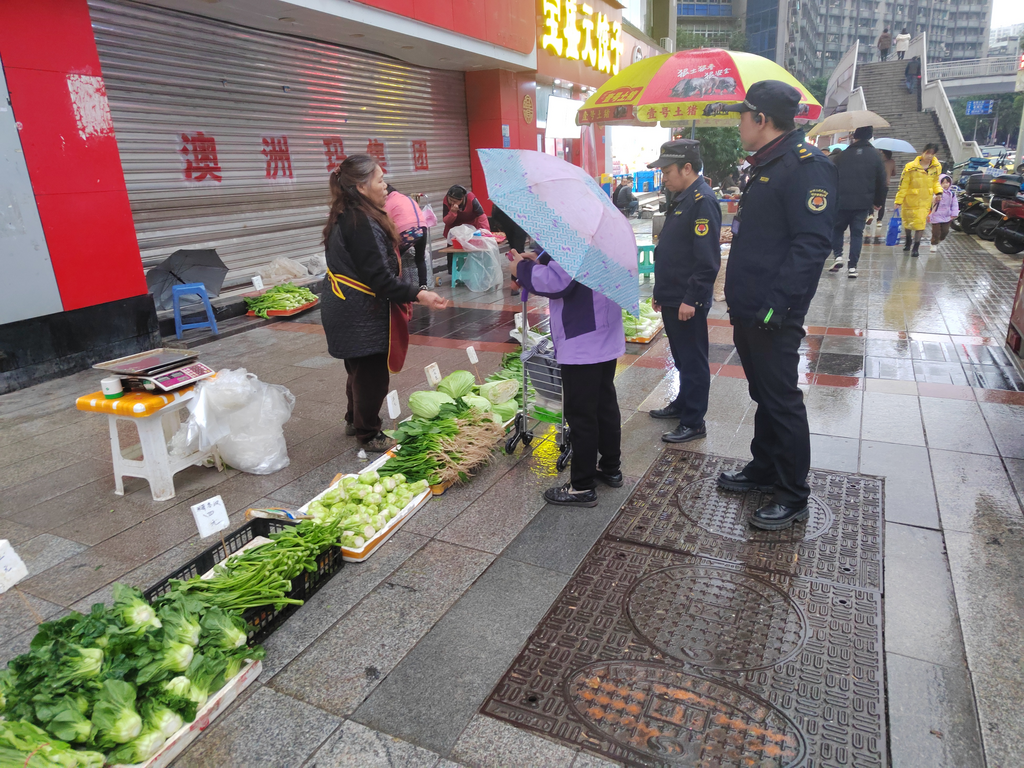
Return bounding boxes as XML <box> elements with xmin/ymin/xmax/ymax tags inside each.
<box><xmin>894</xmin><ymin>143</ymin><xmax>942</xmax><ymax>257</ymax></box>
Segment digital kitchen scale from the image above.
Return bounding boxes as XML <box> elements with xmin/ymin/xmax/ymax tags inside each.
<box><xmin>93</xmin><ymin>349</ymin><xmax>216</xmax><ymax>393</ymax></box>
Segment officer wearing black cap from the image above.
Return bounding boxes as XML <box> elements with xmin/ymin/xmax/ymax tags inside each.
<box><xmin>646</xmin><ymin>139</ymin><xmax>722</xmax><ymax>443</ymax></box>
<box><xmin>716</xmin><ymin>80</ymin><xmax>837</xmax><ymax>530</ymax></box>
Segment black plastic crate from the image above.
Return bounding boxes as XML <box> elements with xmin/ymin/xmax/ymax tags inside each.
<box><xmin>144</xmin><ymin>518</ymin><xmax>344</xmax><ymax>645</ymax></box>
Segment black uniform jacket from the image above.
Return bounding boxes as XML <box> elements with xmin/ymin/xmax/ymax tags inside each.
<box><xmin>725</xmin><ymin>131</ymin><xmax>837</xmax><ymax>325</ymax></box>
<box><xmin>834</xmin><ymin>139</ymin><xmax>888</xmax><ymax>210</ymax></box>
<box><xmin>653</xmin><ymin>177</ymin><xmax>722</xmax><ymax>309</ymax></box>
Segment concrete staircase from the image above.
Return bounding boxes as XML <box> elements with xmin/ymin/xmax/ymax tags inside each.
<box><xmin>855</xmin><ymin>60</ymin><xmax>952</xmax><ymax>171</ymax></box>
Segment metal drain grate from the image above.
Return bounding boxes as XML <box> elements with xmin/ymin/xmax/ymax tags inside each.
<box><xmin>483</xmin><ymin>451</ymin><xmax>886</xmax><ymax>768</ymax></box>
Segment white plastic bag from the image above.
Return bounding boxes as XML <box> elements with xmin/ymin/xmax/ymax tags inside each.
<box><xmin>258</xmin><ymin>256</ymin><xmax>308</xmax><ymax>284</ymax></box>
<box><xmin>448</xmin><ymin>225</ymin><xmax>502</xmax><ymax>292</ymax></box>
<box><xmin>177</xmin><ymin>368</ymin><xmax>296</xmax><ymax>474</ymax></box>
<box><xmin>304</xmin><ymin>255</ymin><xmax>328</xmax><ymax>276</ymax></box>
<box><xmin>421</xmin><ymin>204</ymin><xmax>438</xmax><ymax>227</ymax></box>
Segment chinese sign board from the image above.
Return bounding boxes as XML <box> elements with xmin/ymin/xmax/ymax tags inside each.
<box><xmin>965</xmin><ymin>100</ymin><xmax>994</xmax><ymax>116</ymax></box>
<box><xmin>0</xmin><ymin>540</ymin><xmax>28</xmax><ymax>594</ymax></box>
<box><xmin>541</xmin><ymin>0</ymin><xmax>623</xmax><ymax>76</ymax></box>
<box><xmin>190</xmin><ymin>495</ymin><xmax>230</xmax><ymax>539</ymax></box>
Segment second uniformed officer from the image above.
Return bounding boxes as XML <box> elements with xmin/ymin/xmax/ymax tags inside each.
<box><xmin>718</xmin><ymin>81</ymin><xmax>837</xmax><ymax>530</ymax></box>
<box><xmin>646</xmin><ymin>140</ymin><xmax>722</xmax><ymax>443</ymax></box>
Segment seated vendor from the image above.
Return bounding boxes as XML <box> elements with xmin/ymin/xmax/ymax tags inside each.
<box><xmin>442</xmin><ymin>184</ymin><xmax>490</xmax><ymax>274</ymax></box>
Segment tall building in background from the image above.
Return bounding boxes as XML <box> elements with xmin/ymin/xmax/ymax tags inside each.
<box><xmin>704</xmin><ymin>0</ymin><xmax>995</xmax><ymax>82</ymax></box>
<box><xmin>676</xmin><ymin>0</ymin><xmax>748</xmax><ymax>47</ymax></box>
<box><xmin>989</xmin><ymin>22</ymin><xmax>1024</xmax><ymax>58</ymax></box>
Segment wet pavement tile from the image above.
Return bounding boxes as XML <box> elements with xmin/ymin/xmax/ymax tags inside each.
<box><xmin>172</xmin><ymin>686</ymin><xmax>340</xmax><ymax>768</ymax></box>
<box><xmin>883</xmin><ymin>523</ymin><xmax>967</xmax><ymax>667</ymax></box>
<box><xmin>970</xmin><ymin>672</ymin><xmax>1024</xmax><ymax>768</ymax></box>
<box><xmin>914</xmin><ymin>360</ymin><xmax>970</xmax><ymax>386</ymax></box>
<box><xmin>809</xmin><ymin>434</ymin><xmax>859</xmax><ymax>472</ymax></box>
<box><xmin>820</xmin><ymin>335</ymin><xmax>866</xmax><ymax>354</ymax></box>
<box><xmin>450</xmin><ymin>714</ymin><xmax>576</xmax><ymax>768</ymax></box>
<box><xmin>978</xmin><ymin>402</ymin><xmax>1024</xmax><ymax>458</ymax></box>
<box><xmin>920</xmin><ymin>399</ymin><xmax>998</xmax><ymax>455</ymax></box>
<box><xmin>966</xmin><ymin>363</ymin><xmax>1024</xmax><ymax>391</ymax></box>
<box><xmin>885</xmin><ymin>653</ymin><xmax>985</xmax><ymax>768</ymax></box>
<box><xmin>303</xmin><ymin>720</ymin><xmax>442</xmax><ymax>768</ymax></box>
<box><xmin>860</xmin><ymin>441</ymin><xmax>939</xmax><ymax>529</ymax></box>
<box><xmin>352</xmin><ymin>557</ymin><xmax>570</xmax><ymax>755</ymax></box>
<box><xmin>804</xmin><ymin>385</ymin><xmax>863</xmax><ymax>439</ymax></box>
<box><xmin>945</xmin><ymin>527</ymin><xmax>1024</xmax><ymax>686</ymax></box>
<box><xmin>865</xmin><ymin>355</ymin><xmax>917</xmax><ymax>381</ymax></box>
<box><xmin>861</xmin><ymin>391</ymin><xmax>925</xmax><ymax>446</ymax></box>
<box><xmin>814</xmin><ymin>352</ymin><xmax>865</xmax><ymax>377</ymax></box>
<box><xmin>269</xmin><ymin>540</ymin><xmax>494</xmax><ymax>716</ymax></box>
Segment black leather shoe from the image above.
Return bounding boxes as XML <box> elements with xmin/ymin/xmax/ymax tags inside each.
<box><xmin>662</xmin><ymin>423</ymin><xmax>707</xmax><ymax>443</ymax></box>
<box><xmin>717</xmin><ymin>470</ymin><xmax>774</xmax><ymax>493</ymax></box>
<box><xmin>649</xmin><ymin>405</ymin><xmax>683</xmax><ymax>420</ymax></box>
<box><xmin>597</xmin><ymin>470</ymin><xmax>624</xmax><ymax>487</ymax></box>
<box><xmin>543</xmin><ymin>482</ymin><xmax>598</xmax><ymax>507</ymax></box>
<box><xmin>750</xmin><ymin>502</ymin><xmax>809</xmax><ymax>531</ymax></box>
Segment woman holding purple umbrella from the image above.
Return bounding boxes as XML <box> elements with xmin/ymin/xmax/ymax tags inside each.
<box><xmin>510</xmin><ymin>247</ymin><xmax>625</xmax><ymax>508</ymax></box>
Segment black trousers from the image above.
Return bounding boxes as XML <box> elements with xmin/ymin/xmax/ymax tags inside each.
<box><xmin>732</xmin><ymin>321</ymin><xmax>811</xmax><ymax>508</ymax></box>
<box><xmin>662</xmin><ymin>305</ymin><xmax>710</xmax><ymax>428</ymax></box>
<box><xmin>344</xmin><ymin>353</ymin><xmax>390</xmax><ymax>443</ymax></box>
<box><xmin>561</xmin><ymin>360</ymin><xmax>621</xmax><ymax>490</ymax></box>
<box><xmin>412</xmin><ymin>235</ymin><xmax>427</xmax><ymax>287</ymax></box>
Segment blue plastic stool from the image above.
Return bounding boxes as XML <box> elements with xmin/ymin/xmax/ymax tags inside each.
<box><xmin>172</xmin><ymin>283</ymin><xmax>218</xmax><ymax>339</ymax></box>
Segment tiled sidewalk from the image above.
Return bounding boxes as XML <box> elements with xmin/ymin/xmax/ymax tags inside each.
<box><xmin>0</xmin><ymin>230</ymin><xmax>1022</xmax><ymax>767</ymax></box>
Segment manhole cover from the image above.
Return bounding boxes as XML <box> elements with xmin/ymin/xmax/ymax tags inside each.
<box><xmin>675</xmin><ymin>478</ymin><xmax>834</xmax><ymax>542</ymax></box>
<box><xmin>483</xmin><ymin>448</ymin><xmax>887</xmax><ymax>768</ymax></box>
<box><xmin>565</xmin><ymin>661</ymin><xmax>806</xmax><ymax>767</ymax></box>
<box><xmin>608</xmin><ymin>451</ymin><xmax>883</xmax><ymax>590</ymax></box>
<box><xmin>626</xmin><ymin>565</ymin><xmax>807</xmax><ymax>671</ymax></box>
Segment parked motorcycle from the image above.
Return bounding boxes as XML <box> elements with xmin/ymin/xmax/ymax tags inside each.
<box><xmin>993</xmin><ymin>197</ymin><xmax>1024</xmax><ymax>255</ymax></box>
<box><xmin>956</xmin><ymin>173</ymin><xmax>1023</xmax><ymax>240</ymax></box>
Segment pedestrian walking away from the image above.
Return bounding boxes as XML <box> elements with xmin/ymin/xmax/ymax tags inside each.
<box><xmin>384</xmin><ymin>184</ymin><xmax>429</xmax><ymax>289</ymax></box>
<box><xmin>874</xmin><ymin>149</ymin><xmax>897</xmax><ymax>239</ymax></box>
<box><xmin>320</xmin><ymin>155</ymin><xmax>447</xmax><ymax>451</ymax></box>
<box><xmin>894</xmin><ymin>28</ymin><xmax>911</xmax><ymax>59</ymax></box>
<box><xmin>720</xmin><ymin>80</ymin><xmax>838</xmax><ymax>530</ymax></box>
<box><xmin>895</xmin><ymin>143</ymin><xmax>943</xmax><ymax>257</ymax></box>
<box><xmin>904</xmin><ymin>57</ymin><xmax>921</xmax><ymax>95</ymax></box>
<box><xmin>645</xmin><ymin>139</ymin><xmax>722</xmax><ymax>443</ymax></box>
<box><xmin>829</xmin><ymin>125</ymin><xmax>887</xmax><ymax>278</ymax></box>
<box><xmin>877</xmin><ymin>28</ymin><xmax>891</xmax><ymax>61</ymax></box>
<box><xmin>511</xmin><ymin>249</ymin><xmax>625</xmax><ymax>508</ymax></box>
<box><xmin>929</xmin><ymin>173</ymin><xmax>959</xmax><ymax>252</ymax></box>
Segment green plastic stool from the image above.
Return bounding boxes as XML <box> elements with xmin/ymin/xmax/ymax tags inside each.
<box><xmin>637</xmin><ymin>245</ymin><xmax>656</xmax><ymax>282</ymax></box>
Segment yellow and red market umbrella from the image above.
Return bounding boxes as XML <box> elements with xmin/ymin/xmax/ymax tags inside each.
<box><xmin>576</xmin><ymin>48</ymin><xmax>822</xmax><ymax>128</ymax></box>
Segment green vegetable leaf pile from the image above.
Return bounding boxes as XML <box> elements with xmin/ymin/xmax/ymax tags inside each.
<box><xmin>244</xmin><ymin>283</ymin><xmax>318</xmax><ymax>319</ymax></box>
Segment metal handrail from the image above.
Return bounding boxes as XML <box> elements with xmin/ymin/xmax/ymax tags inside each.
<box><xmin>928</xmin><ymin>56</ymin><xmax>1019</xmax><ymax>81</ymax></box>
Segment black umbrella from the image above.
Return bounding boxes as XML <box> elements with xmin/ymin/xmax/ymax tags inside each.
<box><xmin>146</xmin><ymin>248</ymin><xmax>228</xmax><ymax>311</ymax></box>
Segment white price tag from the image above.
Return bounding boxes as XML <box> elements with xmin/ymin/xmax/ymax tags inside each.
<box><xmin>386</xmin><ymin>389</ymin><xmax>401</xmax><ymax>420</ymax></box>
<box><xmin>191</xmin><ymin>495</ymin><xmax>230</xmax><ymax>539</ymax></box>
<box><xmin>251</xmin><ymin>275</ymin><xmax>265</xmax><ymax>291</ymax></box>
<box><xmin>425</xmin><ymin>362</ymin><xmax>442</xmax><ymax>387</ymax></box>
<box><xmin>466</xmin><ymin>346</ymin><xmax>479</xmax><ymax>365</ymax></box>
<box><xmin>0</xmin><ymin>540</ymin><xmax>29</xmax><ymax>594</ymax></box>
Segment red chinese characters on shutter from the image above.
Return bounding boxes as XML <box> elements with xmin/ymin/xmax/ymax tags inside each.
<box><xmin>180</xmin><ymin>131</ymin><xmax>222</xmax><ymax>182</ymax></box>
<box><xmin>262</xmin><ymin>136</ymin><xmax>293</xmax><ymax>180</ymax></box>
<box><xmin>323</xmin><ymin>137</ymin><xmax>346</xmax><ymax>172</ymax></box>
<box><xmin>366</xmin><ymin>139</ymin><xmax>388</xmax><ymax>173</ymax></box>
<box><xmin>412</xmin><ymin>140</ymin><xmax>429</xmax><ymax>171</ymax></box>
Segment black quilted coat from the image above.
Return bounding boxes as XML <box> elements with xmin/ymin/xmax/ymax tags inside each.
<box><xmin>321</xmin><ymin>208</ymin><xmax>419</xmax><ymax>360</ymax></box>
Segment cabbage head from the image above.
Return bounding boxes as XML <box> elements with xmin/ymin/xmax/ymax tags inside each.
<box><xmin>479</xmin><ymin>379</ymin><xmax>520</xmax><ymax>404</ymax></box>
<box><xmin>490</xmin><ymin>400</ymin><xmax>518</xmax><ymax>422</ymax></box>
<box><xmin>462</xmin><ymin>394</ymin><xmax>492</xmax><ymax>412</ymax></box>
<box><xmin>437</xmin><ymin>370</ymin><xmax>475</xmax><ymax>398</ymax></box>
<box><xmin>408</xmin><ymin>391</ymin><xmax>455</xmax><ymax>419</ymax></box>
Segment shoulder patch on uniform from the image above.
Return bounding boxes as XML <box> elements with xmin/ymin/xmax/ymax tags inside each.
<box><xmin>695</xmin><ymin>218</ymin><xmax>710</xmax><ymax>236</ymax></box>
<box><xmin>694</xmin><ymin>192</ymin><xmax>703</xmax><ymax>200</ymax></box>
<box><xmin>797</xmin><ymin>146</ymin><xmax>815</xmax><ymax>163</ymax></box>
<box><xmin>807</xmin><ymin>188</ymin><xmax>829</xmax><ymax>213</ymax></box>
<box><xmin>757</xmin><ymin>176</ymin><xmax>770</xmax><ymax>183</ymax></box>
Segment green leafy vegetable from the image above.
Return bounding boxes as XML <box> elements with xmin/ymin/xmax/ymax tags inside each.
<box><xmin>91</xmin><ymin>679</ymin><xmax>143</xmax><ymax>745</ymax></box>
<box><xmin>113</xmin><ymin>584</ymin><xmax>161</xmax><ymax>633</ymax></box>
<box><xmin>0</xmin><ymin>719</ymin><xmax>105</xmax><ymax>768</ymax></box>
<box><xmin>408</xmin><ymin>390</ymin><xmax>456</xmax><ymax>419</ymax></box>
<box><xmin>479</xmin><ymin>379</ymin><xmax>519</xmax><ymax>404</ymax></box>
<box><xmin>244</xmin><ymin>283</ymin><xmax>318</xmax><ymax>318</ymax></box>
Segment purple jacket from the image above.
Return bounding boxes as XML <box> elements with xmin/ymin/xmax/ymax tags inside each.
<box><xmin>929</xmin><ymin>175</ymin><xmax>959</xmax><ymax>224</ymax></box>
<box><xmin>516</xmin><ymin>257</ymin><xmax>625</xmax><ymax>366</ymax></box>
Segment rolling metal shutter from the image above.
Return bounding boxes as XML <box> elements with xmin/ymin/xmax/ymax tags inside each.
<box><xmin>89</xmin><ymin>0</ymin><xmax>471</xmax><ymax>287</ymax></box>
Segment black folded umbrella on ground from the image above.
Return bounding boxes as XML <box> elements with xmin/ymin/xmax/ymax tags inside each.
<box><xmin>146</xmin><ymin>248</ymin><xmax>228</xmax><ymax>311</ymax></box>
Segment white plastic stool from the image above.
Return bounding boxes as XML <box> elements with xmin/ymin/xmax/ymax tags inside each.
<box><xmin>76</xmin><ymin>387</ymin><xmax>215</xmax><ymax>502</ymax></box>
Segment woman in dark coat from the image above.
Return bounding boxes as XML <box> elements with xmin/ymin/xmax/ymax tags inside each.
<box><xmin>320</xmin><ymin>154</ymin><xmax>447</xmax><ymax>451</ymax></box>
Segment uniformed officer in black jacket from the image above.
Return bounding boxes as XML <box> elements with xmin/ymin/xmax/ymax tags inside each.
<box><xmin>717</xmin><ymin>81</ymin><xmax>838</xmax><ymax>530</ymax></box>
<box><xmin>646</xmin><ymin>139</ymin><xmax>722</xmax><ymax>443</ymax></box>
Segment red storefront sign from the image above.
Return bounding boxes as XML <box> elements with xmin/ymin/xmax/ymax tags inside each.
<box><xmin>366</xmin><ymin>139</ymin><xmax>389</xmax><ymax>172</ymax></box>
<box><xmin>323</xmin><ymin>137</ymin><xmax>347</xmax><ymax>171</ymax></box>
<box><xmin>412</xmin><ymin>140</ymin><xmax>429</xmax><ymax>171</ymax></box>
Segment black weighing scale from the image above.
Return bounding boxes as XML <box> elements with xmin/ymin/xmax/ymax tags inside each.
<box><xmin>93</xmin><ymin>349</ymin><xmax>215</xmax><ymax>393</ymax></box>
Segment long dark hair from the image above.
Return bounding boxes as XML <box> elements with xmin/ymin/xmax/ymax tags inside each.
<box><xmin>323</xmin><ymin>154</ymin><xmax>398</xmax><ymax>247</ymax></box>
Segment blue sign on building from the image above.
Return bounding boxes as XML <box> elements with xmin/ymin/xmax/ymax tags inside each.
<box><xmin>965</xmin><ymin>100</ymin><xmax>995</xmax><ymax>116</ymax></box>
